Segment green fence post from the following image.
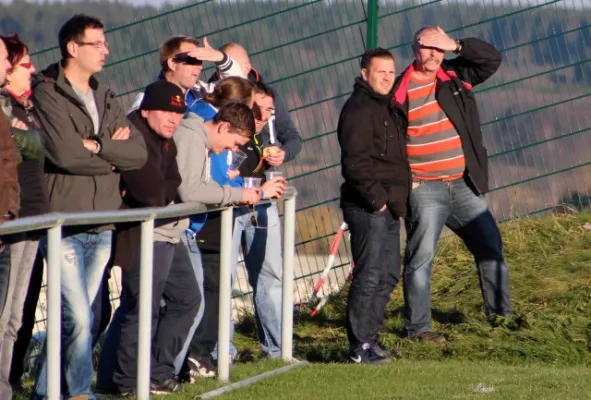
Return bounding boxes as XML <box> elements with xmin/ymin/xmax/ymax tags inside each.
<box><xmin>366</xmin><ymin>0</ymin><xmax>379</xmax><ymax>48</ymax></box>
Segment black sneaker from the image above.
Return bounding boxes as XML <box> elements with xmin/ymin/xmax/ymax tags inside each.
<box><xmin>348</xmin><ymin>346</ymin><xmax>392</xmax><ymax>364</ymax></box>
<box><xmin>150</xmin><ymin>377</ymin><xmax>182</xmax><ymax>395</ymax></box>
<box><xmin>372</xmin><ymin>341</ymin><xmax>401</xmax><ymax>359</ymax></box>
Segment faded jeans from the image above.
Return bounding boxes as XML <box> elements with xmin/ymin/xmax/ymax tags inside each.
<box><xmin>0</xmin><ymin>239</ymin><xmax>39</xmax><ymax>399</ymax></box>
<box><xmin>33</xmin><ymin>231</ymin><xmax>112</xmax><ymax>399</ymax></box>
<box><xmin>403</xmin><ymin>178</ymin><xmax>512</xmax><ymax>336</ymax></box>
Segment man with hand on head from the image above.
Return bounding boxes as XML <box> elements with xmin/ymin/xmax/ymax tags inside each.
<box><xmin>393</xmin><ymin>26</ymin><xmax>511</xmax><ymax>343</ymax></box>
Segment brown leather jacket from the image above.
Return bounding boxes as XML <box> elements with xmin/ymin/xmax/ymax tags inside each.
<box><xmin>0</xmin><ymin>111</ymin><xmax>19</xmax><ymax>222</ymax></box>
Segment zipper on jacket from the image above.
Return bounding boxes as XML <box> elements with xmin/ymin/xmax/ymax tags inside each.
<box><xmin>382</xmin><ymin>120</ymin><xmax>388</xmax><ymax>156</ymax></box>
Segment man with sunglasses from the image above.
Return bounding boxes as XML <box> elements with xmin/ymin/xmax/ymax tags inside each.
<box><xmin>30</xmin><ymin>14</ymin><xmax>147</xmax><ymax>400</ymax></box>
<box><xmin>129</xmin><ymin>35</ymin><xmax>244</xmax><ymax>113</ymax></box>
<box><xmin>393</xmin><ymin>26</ymin><xmax>512</xmax><ymax>343</ymax></box>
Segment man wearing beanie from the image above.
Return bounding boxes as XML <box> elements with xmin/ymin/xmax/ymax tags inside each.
<box><xmin>109</xmin><ymin>80</ymin><xmax>200</xmax><ymax>395</ymax></box>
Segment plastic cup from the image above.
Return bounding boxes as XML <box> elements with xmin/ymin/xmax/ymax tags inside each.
<box><xmin>243</xmin><ymin>177</ymin><xmax>262</xmax><ymax>188</ymax></box>
<box><xmin>265</xmin><ymin>170</ymin><xmax>284</xmax><ymax>181</ymax></box>
<box><xmin>229</xmin><ymin>150</ymin><xmax>248</xmax><ymax>170</ymax></box>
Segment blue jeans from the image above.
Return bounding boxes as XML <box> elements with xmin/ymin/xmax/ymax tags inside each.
<box><xmin>342</xmin><ymin>206</ymin><xmax>401</xmax><ymax>348</ymax></box>
<box><xmin>403</xmin><ymin>178</ymin><xmax>512</xmax><ymax>336</ymax></box>
<box><xmin>231</xmin><ymin>203</ymin><xmax>283</xmax><ymax>358</ymax></box>
<box><xmin>33</xmin><ymin>231</ymin><xmax>112</xmax><ymax>399</ymax></box>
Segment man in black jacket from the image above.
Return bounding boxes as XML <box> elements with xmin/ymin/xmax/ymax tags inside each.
<box><xmin>338</xmin><ymin>48</ymin><xmax>410</xmax><ymax>364</ymax></box>
<box><xmin>393</xmin><ymin>26</ymin><xmax>512</xmax><ymax>343</ymax></box>
<box><xmin>110</xmin><ymin>80</ymin><xmax>200</xmax><ymax>395</ymax></box>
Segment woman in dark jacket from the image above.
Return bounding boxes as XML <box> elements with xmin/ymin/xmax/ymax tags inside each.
<box><xmin>0</xmin><ymin>34</ymin><xmax>49</xmax><ymax>399</ymax></box>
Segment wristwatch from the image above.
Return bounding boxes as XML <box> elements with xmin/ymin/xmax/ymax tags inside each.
<box><xmin>454</xmin><ymin>39</ymin><xmax>463</xmax><ymax>54</ymax></box>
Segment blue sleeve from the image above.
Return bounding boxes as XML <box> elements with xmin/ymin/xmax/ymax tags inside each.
<box><xmin>188</xmin><ymin>100</ymin><xmax>217</xmax><ymax>121</ymax></box>
<box><xmin>210</xmin><ymin>151</ymin><xmax>244</xmax><ymax>187</ymax></box>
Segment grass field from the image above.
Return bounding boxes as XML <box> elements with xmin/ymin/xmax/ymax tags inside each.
<box><xmin>16</xmin><ymin>211</ymin><xmax>591</xmax><ymax>399</ymax></box>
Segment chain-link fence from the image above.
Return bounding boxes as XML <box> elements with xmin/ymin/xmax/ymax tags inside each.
<box><xmin>28</xmin><ymin>0</ymin><xmax>591</xmax><ymax>332</ymax></box>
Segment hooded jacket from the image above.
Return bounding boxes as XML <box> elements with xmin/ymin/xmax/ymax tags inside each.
<box><xmin>338</xmin><ymin>78</ymin><xmax>410</xmax><ymax>217</ymax></box>
<box><xmin>173</xmin><ymin>112</ymin><xmax>244</xmax><ymax>206</ymax></box>
<box><xmin>392</xmin><ymin>37</ymin><xmax>502</xmax><ymax>194</ymax></box>
<box><xmin>32</xmin><ymin>62</ymin><xmax>147</xmax><ymax>217</ymax></box>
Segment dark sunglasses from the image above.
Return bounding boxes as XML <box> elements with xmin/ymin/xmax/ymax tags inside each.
<box><xmin>173</xmin><ymin>53</ymin><xmax>203</xmax><ymax>66</ymax></box>
<box><xmin>19</xmin><ymin>62</ymin><xmax>33</xmax><ymax>69</ymax></box>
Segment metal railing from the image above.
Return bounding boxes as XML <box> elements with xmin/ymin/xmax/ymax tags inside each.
<box><xmin>0</xmin><ymin>188</ymin><xmax>297</xmax><ymax>400</ymax></box>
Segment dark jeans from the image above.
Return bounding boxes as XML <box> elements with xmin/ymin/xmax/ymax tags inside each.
<box><xmin>188</xmin><ymin>250</ymin><xmax>221</xmax><ymax>362</ymax></box>
<box><xmin>112</xmin><ymin>241</ymin><xmax>199</xmax><ymax>390</ymax></box>
<box><xmin>403</xmin><ymin>178</ymin><xmax>512</xmax><ymax>336</ymax></box>
<box><xmin>342</xmin><ymin>206</ymin><xmax>401</xmax><ymax>349</ymax></box>
<box><xmin>9</xmin><ymin>250</ymin><xmax>43</xmax><ymax>385</ymax></box>
<box><xmin>91</xmin><ymin>268</ymin><xmax>112</xmax><ymax>348</ymax></box>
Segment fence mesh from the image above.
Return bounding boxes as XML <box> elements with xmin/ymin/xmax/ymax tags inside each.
<box><xmin>28</xmin><ymin>0</ymin><xmax>591</xmax><ymax>332</ymax></box>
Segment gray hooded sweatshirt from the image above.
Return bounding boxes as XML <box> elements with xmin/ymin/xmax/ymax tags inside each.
<box><xmin>173</xmin><ymin>113</ymin><xmax>244</xmax><ymax>205</ymax></box>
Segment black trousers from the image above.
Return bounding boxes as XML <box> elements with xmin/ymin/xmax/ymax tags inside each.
<box><xmin>188</xmin><ymin>250</ymin><xmax>220</xmax><ymax>362</ymax></box>
<box><xmin>113</xmin><ymin>241</ymin><xmax>200</xmax><ymax>389</ymax></box>
<box><xmin>9</xmin><ymin>250</ymin><xmax>43</xmax><ymax>384</ymax></box>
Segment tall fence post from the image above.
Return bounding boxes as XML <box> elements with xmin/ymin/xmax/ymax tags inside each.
<box><xmin>366</xmin><ymin>0</ymin><xmax>379</xmax><ymax>49</ymax></box>
<box><xmin>281</xmin><ymin>195</ymin><xmax>297</xmax><ymax>361</ymax></box>
<box><xmin>137</xmin><ymin>218</ymin><xmax>155</xmax><ymax>400</ymax></box>
<box><xmin>217</xmin><ymin>206</ymin><xmax>234</xmax><ymax>382</ymax></box>
<box><xmin>46</xmin><ymin>224</ymin><xmax>62</xmax><ymax>400</ymax></box>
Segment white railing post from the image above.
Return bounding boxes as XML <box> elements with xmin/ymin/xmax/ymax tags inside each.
<box><xmin>281</xmin><ymin>195</ymin><xmax>296</xmax><ymax>361</ymax></box>
<box><xmin>217</xmin><ymin>206</ymin><xmax>234</xmax><ymax>382</ymax></box>
<box><xmin>137</xmin><ymin>218</ymin><xmax>155</xmax><ymax>400</ymax></box>
<box><xmin>46</xmin><ymin>224</ymin><xmax>62</xmax><ymax>400</ymax></box>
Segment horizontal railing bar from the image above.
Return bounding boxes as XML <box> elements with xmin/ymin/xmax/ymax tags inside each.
<box><xmin>0</xmin><ymin>188</ymin><xmax>297</xmax><ymax>235</ymax></box>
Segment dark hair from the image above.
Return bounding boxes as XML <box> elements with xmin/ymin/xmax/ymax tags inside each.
<box><xmin>59</xmin><ymin>14</ymin><xmax>104</xmax><ymax>59</ymax></box>
<box><xmin>213</xmin><ymin>103</ymin><xmax>255</xmax><ymax>138</ymax></box>
<box><xmin>160</xmin><ymin>35</ymin><xmax>200</xmax><ymax>72</ymax></box>
<box><xmin>201</xmin><ymin>77</ymin><xmax>254</xmax><ymax>108</ymax></box>
<box><xmin>253</xmin><ymin>81</ymin><xmax>275</xmax><ymax>99</ymax></box>
<box><xmin>0</xmin><ymin>34</ymin><xmax>29</xmax><ymax>66</ymax></box>
<box><xmin>360</xmin><ymin>48</ymin><xmax>394</xmax><ymax>70</ymax></box>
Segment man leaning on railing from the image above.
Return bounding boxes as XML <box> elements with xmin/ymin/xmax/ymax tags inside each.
<box><xmin>29</xmin><ymin>14</ymin><xmax>147</xmax><ymax>400</ymax></box>
<box><xmin>107</xmin><ymin>80</ymin><xmax>199</xmax><ymax>396</ymax></box>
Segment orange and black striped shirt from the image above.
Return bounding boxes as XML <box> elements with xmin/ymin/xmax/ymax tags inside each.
<box><xmin>406</xmin><ymin>76</ymin><xmax>465</xmax><ymax>181</ymax></box>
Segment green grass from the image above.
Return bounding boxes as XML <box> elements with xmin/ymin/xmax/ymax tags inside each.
<box><xmin>216</xmin><ymin>361</ymin><xmax>591</xmax><ymax>400</ymax></box>
<box><xmin>288</xmin><ymin>211</ymin><xmax>591</xmax><ymax>366</ymax></box>
<box><xmin>15</xmin><ymin>212</ymin><xmax>591</xmax><ymax>399</ymax></box>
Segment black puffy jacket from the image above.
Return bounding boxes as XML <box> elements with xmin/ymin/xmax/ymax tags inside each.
<box><xmin>338</xmin><ymin>78</ymin><xmax>410</xmax><ymax>217</ymax></box>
